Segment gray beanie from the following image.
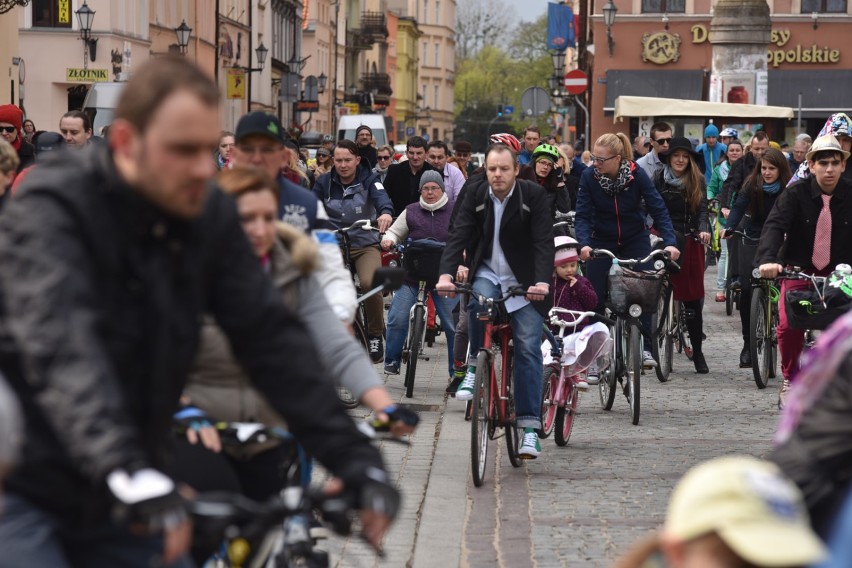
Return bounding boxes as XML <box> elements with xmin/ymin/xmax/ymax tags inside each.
<box><xmin>419</xmin><ymin>170</ymin><xmax>445</xmax><ymax>192</ymax></box>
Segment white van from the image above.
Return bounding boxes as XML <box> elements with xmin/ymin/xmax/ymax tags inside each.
<box><xmin>337</xmin><ymin>115</ymin><xmax>389</xmax><ymax>147</ymax></box>
<box><xmin>81</xmin><ymin>82</ymin><xmax>126</xmax><ymax>135</ymax></box>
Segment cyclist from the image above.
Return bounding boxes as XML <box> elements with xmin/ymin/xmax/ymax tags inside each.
<box><xmin>426</xmin><ymin>140</ymin><xmax>465</xmax><ymax>202</ymax></box>
<box><xmin>653</xmin><ymin>137</ymin><xmax>711</xmax><ymax>374</ymax></box>
<box><xmin>531</xmin><ymin>143</ymin><xmax>572</xmax><ymax>234</ymax></box>
<box><xmin>636</xmin><ymin>122</ymin><xmax>673</xmax><ymax>181</ymax></box>
<box><xmin>756</xmin><ymin>134</ymin><xmax>852</xmax><ymax>409</ymax></box>
<box><xmin>381</xmin><ymin>170</ymin><xmax>458</xmax><ymax>378</ymax></box>
<box><xmin>576</xmin><ymin>133</ymin><xmax>680</xmax><ymax>368</ymax></box>
<box><xmin>437</xmin><ymin>142</ymin><xmax>553</xmax><ymax>459</ymax></box>
<box><xmin>0</xmin><ymin>57</ymin><xmax>396</xmax><ymax>566</ymax></box>
<box><xmin>215</xmin><ymin>130</ymin><xmax>234</xmax><ymax>170</ymax></box>
<box><xmin>696</xmin><ymin>124</ymin><xmax>727</xmax><ymax>184</ymax></box>
<box><xmin>707</xmin><ymin>138</ymin><xmax>744</xmax><ymax>302</ymax></box>
<box><xmin>372</xmin><ymin>144</ymin><xmax>394</xmax><ymax>183</ymax></box>
<box><xmin>518</xmin><ymin>125</ymin><xmax>541</xmax><ymax>165</ymax></box>
<box><xmin>355</xmin><ymin>124</ymin><xmax>378</xmax><ymax>169</ymax></box>
<box><xmin>719</xmin><ymin>126</ymin><xmax>738</xmax><ymax>147</ymax></box>
<box><xmin>722</xmin><ymin>148</ymin><xmax>792</xmax><ymax>370</ymax></box>
<box><xmin>315</xmin><ymin>138</ymin><xmax>395</xmax><ymax>363</ymax></box>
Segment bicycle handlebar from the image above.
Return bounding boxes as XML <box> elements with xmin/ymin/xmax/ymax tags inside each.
<box><xmin>449</xmin><ymin>282</ymin><xmax>532</xmax><ymax>304</ymax></box>
<box><xmin>548</xmin><ymin>307</ymin><xmax>615</xmax><ymax>330</ymax></box>
<box><xmin>336</xmin><ymin>220</ymin><xmax>379</xmax><ymax>234</ymax></box>
<box><xmin>591</xmin><ymin>248</ymin><xmax>679</xmax><ymax>271</ymax></box>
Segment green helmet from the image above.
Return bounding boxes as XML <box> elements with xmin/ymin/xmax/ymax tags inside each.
<box><xmin>532</xmin><ymin>143</ymin><xmax>560</xmax><ymax>164</ymax></box>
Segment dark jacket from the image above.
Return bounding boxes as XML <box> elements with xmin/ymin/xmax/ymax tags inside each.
<box><xmin>720</xmin><ymin>151</ymin><xmax>759</xmax><ymax>209</ymax></box>
<box><xmin>724</xmin><ymin>182</ymin><xmax>782</xmax><ymax>239</ymax></box>
<box><xmin>574</xmin><ymin>162</ymin><xmax>677</xmax><ymax>249</ymax></box>
<box><xmin>383</xmin><ymin>161</ymin><xmax>436</xmax><ymax>215</ymax></box>
<box><xmin>536</xmin><ymin>171</ymin><xmax>573</xmax><ymax>236</ymax></box>
<box><xmin>0</xmin><ymin>145</ymin><xmax>383</xmax><ymax>524</ymax></box>
<box><xmin>755</xmin><ymin>176</ymin><xmax>852</xmax><ymax>271</ymax></box>
<box><xmin>15</xmin><ymin>138</ymin><xmax>35</xmax><ymax>172</ymax></box>
<box><xmin>653</xmin><ymin>170</ymin><xmax>709</xmax><ymax>237</ymax></box>
<box><xmin>358</xmin><ymin>144</ymin><xmax>378</xmax><ymax>170</ymax></box>
<box><xmin>314</xmin><ymin>165</ymin><xmax>394</xmax><ymax>249</ymax></box>
<box><xmin>439</xmin><ymin>177</ymin><xmax>554</xmax><ymax>316</ymax></box>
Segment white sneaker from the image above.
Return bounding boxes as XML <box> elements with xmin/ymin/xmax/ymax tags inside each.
<box><xmin>642</xmin><ymin>350</ymin><xmax>658</xmax><ymax>369</ymax></box>
<box><xmin>573</xmin><ymin>376</ymin><xmax>590</xmax><ymax>391</ymax></box>
<box><xmin>586</xmin><ymin>363</ymin><xmax>600</xmax><ymax>385</ymax></box>
<box><xmin>455</xmin><ymin>369</ymin><xmax>476</xmax><ymax>401</ymax></box>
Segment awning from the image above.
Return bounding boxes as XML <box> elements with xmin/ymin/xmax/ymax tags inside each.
<box><xmin>604</xmin><ymin>70</ymin><xmax>704</xmax><ymax>112</ymax></box>
<box><xmin>767</xmin><ymin>70</ymin><xmax>852</xmax><ymax>119</ymax></box>
<box><xmin>614</xmin><ymin>96</ymin><xmax>795</xmax><ymax>122</ymax></box>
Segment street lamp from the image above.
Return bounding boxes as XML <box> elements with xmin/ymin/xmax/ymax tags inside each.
<box><xmin>175</xmin><ymin>20</ymin><xmax>192</xmax><ymax>55</ymax></box>
<box><xmin>75</xmin><ymin>1</ymin><xmax>97</xmax><ymax>68</ymax></box>
<box><xmin>318</xmin><ymin>72</ymin><xmax>327</xmax><ymax>94</ymax></box>
<box><xmin>548</xmin><ymin>75</ymin><xmax>560</xmax><ymax>93</ymax></box>
<box><xmin>255</xmin><ymin>43</ymin><xmax>269</xmax><ymax>69</ymax></box>
<box><xmin>551</xmin><ymin>51</ymin><xmax>566</xmax><ymax>78</ymax></box>
<box><xmin>602</xmin><ymin>0</ymin><xmax>618</xmax><ymax>56</ymax></box>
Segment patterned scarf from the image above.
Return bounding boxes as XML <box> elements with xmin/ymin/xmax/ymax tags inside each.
<box><xmin>788</xmin><ymin>112</ymin><xmax>852</xmax><ymax>187</ymax></box>
<box><xmin>595</xmin><ymin>159</ymin><xmax>633</xmax><ymax>196</ymax></box>
<box><xmin>775</xmin><ymin>310</ymin><xmax>852</xmax><ymax>445</ymax></box>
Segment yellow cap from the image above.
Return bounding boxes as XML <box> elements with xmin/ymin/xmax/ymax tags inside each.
<box><xmin>664</xmin><ymin>456</ymin><xmax>826</xmax><ymax>567</ymax></box>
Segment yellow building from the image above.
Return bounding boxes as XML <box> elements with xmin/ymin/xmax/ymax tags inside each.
<box><xmin>394</xmin><ymin>15</ymin><xmax>420</xmax><ymax>143</ymax></box>
<box><xmin>0</xmin><ymin>6</ymin><xmax>21</xmax><ymax>108</ymax></box>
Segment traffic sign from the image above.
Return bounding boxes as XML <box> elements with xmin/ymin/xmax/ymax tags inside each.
<box><xmin>520</xmin><ymin>87</ymin><xmax>551</xmax><ymax>117</ymax></box>
<box><xmin>503</xmin><ymin>105</ymin><xmax>514</xmax><ymax>115</ymax></box>
<box><xmin>564</xmin><ymin>69</ymin><xmax>588</xmax><ymax>95</ymax></box>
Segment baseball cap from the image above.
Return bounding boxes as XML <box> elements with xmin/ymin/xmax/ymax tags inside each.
<box><xmin>664</xmin><ymin>456</ymin><xmax>826</xmax><ymax>567</ymax></box>
<box><xmin>806</xmin><ymin>133</ymin><xmax>851</xmax><ymax>162</ymax></box>
<box><xmin>34</xmin><ymin>132</ymin><xmax>66</xmax><ymax>155</ymax></box>
<box><xmin>235</xmin><ymin>111</ymin><xmax>285</xmax><ymax>144</ymax></box>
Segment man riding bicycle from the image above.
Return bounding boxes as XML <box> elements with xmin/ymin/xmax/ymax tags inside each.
<box><xmin>436</xmin><ymin>142</ymin><xmax>553</xmax><ymax>459</ymax></box>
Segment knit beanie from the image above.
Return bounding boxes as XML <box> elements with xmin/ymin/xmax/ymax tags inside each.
<box><xmin>355</xmin><ymin>124</ymin><xmax>372</xmax><ymax>136</ymax></box>
<box><xmin>704</xmin><ymin>124</ymin><xmax>719</xmax><ymax>138</ymax></box>
<box><xmin>0</xmin><ymin>104</ymin><xmax>23</xmax><ymax>132</ymax></box>
<box><xmin>419</xmin><ymin>170</ymin><xmax>445</xmax><ymax>192</ymax></box>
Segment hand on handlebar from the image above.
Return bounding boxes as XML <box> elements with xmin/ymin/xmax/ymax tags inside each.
<box><xmin>665</xmin><ymin>246</ymin><xmax>681</xmax><ymax>262</ymax></box>
<box><xmin>721</xmin><ymin>207</ymin><xmax>730</xmax><ymax>218</ymax></box>
<box><xmin>527</xmin><ymin>284</ymin><xmax>549</xmax><ymax>301</ymax></box>
<box><xmin>698</xmin><ymin>232</ymin><xmax>710</xmax><ymax>245</ymax></box>
<box><xmin>456</xmin><ymin>265</ymin><xmax>469</xmax><ymax>283</ymax></box>
<box><xmin>380</xmin><ymin>239</ymin><xmax>394</xmax><ymax>251</ymax></box>
<box><xmin>175</xmin><ymin>405</ymin><xmax>222</xmax><ymax>453</ymax></box>
<box><xmin>580</xmin><ymin>246</ymin><xmax>593</xmax><ymax>261</ymax></box>
<box><xmin>436</xmin><ymin>275</ymin><xmax>458</xmax><ymax>298</ymax></box>
<box><xmin>759</xmin><ymin>263</ymin><xmax>784</xmax><ymax>279</ymax></box>
<box><xmin>376</xmin><ymin>214</ymin><xmax>393</xmax><ymax>233</ymax></box>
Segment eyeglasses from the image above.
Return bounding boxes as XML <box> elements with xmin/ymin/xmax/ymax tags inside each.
<box><xmin>377</xmin><ymin>155</ymin><xmax>392</xmax><ymax>161</ymax></box>
<box><xmin>654</xmin><ymin>137</ymin><xmax>673</xmax><ymax>146</ymax></box>
<box><xmin>589</xmin><ymin>154</ymin><xmax>618</xmax><ymax>164</ymax></box>
<box><xmin>535</xmin><ymin>160</ymin><xmax>554</xmax><ymax>167</ymax></box>
<box><xmin>420</xmin><ymin>185</ymin><xmax>442</xmax><ymax>192</ymax></box>
<box><xmin>0</xmin><ymin>126</ymin><xmax>16</xmax><ymax>134</ymax></box>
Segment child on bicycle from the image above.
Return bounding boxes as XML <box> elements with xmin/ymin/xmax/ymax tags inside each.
<box><xmin>550</xmin><ymin>236</ymin><xmax>599</xmax><ymax>387</ymax></box>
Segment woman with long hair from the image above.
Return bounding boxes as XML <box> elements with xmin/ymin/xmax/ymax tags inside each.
<box><xmin>707</xmin><ymin>138</ymin><xmax>744</xmax><ymax>301</ymax></box>
<box><xmin>576</xmin><ymin>132</ymin><xmax>680</xmax><ymax>369</ymax></box>
<box><xmin>654</xmin><ymin>137</ymin><xmax>711</xmax><ymax>373</ymax></box>
<box><xmin>722</xmin><ymin>148</ymin><xmax>792</xmax><ymax>368</ymax></box>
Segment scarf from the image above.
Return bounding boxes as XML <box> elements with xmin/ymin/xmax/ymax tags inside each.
<box><xmin>595</xmin><ymin>159</ymin><xmax>633</xmax><ymax>196</ymax></box>
<box><xmin>663</xmin><ymin>165</ymin><xmax>686</xmax><ymax>189</ymax></box>
<box><xmin>763</xmin><ymin>181</ymin><xmax>781</xmax><ymax>194</ymax></box>
<box><xmin>419</xmin><ymin>192</ymin><xmax>448</xmax><ymax>212</ymax></box>
<box><xmin>718</xmin><ymin>160</ymin><xmax>731</xmax><ymax>181</ymax></box>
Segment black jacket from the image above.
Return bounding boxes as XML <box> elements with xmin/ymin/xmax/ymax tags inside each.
<box><xmin>16</xmin><ymin>139</ymin><xmax>35</xmax><ymax>172</ymax></box>
<box><xmin>358</xmin><ymin>144</ymin><xmax>378</xmax><ymax>170</ymax></box>
<box><xmin>755</xmin><ymin>176</ymin><xmax>852</xmax><ymax>271</ymax></box>
<box><xmin>440</xmin><ymin>177</ymin><xmax>554</xmax><ymax>316</ymax></box>
<box><xmin>653</xmin><ymin>170</ymin><xmax>709</xmax><ymax>236</ymax></box>
<box><xmin>0</xmin><ymin>145</ymin><xmax>383</xmax><ymax>524</ymax></box>
<box><xmin>720</xmin><ymin>152</ymin><xmax>758</xmax><ymax>209</ymax></box>
<box><xmin>383</xmin><ymin>161</ymin><xmax>436</xmax><ymax>215</ymax></box>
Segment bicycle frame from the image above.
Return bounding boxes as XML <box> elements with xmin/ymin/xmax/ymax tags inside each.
<box><xmin>479</xmin><ymin>307</ymin><xmax>513</xmax><ymax>429</ymax></box>
<box><xmin>403</xmin><ymin>281</ymin><xmax>429</xmax><ymax>361</ymax></box>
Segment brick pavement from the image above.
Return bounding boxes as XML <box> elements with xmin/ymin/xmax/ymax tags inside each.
<box><xmin>320</xmin><ymin>267</ymin><xmax>781</xmax><ymax>567</ymax></box>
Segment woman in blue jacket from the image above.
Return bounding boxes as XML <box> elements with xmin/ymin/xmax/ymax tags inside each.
<box><xmin>576</xmin><ymin>132</ymin><xmax>680</xmax><ymax>367</ymax></box>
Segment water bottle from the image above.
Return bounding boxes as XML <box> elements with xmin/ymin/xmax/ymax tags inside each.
<box><xmin>609</xmin><ymin>259</ymin><xmax>627</xmax><ymax>309</ymax></box>
<box><xmin>835</xmin><ymin>263</ymin><xmax>852</xmax><ymax>275</ymax></box>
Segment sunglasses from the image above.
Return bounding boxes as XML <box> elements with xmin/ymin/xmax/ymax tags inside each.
<box><xmin>589</xmin><ymin>154</ymin><xmax>618</xmax><ymax>164</ymax></box>
<box><xmin>0</xmin><ymin>126</ymin><xmax>17</xmax><ymax>133</ymax></box>
<box><xmin>654</xmin><ymin>137</ymin><xmax>673</xmax><ymax>146</ymax></box>
<box><xmin>377</xmin><ymin>155</ymin><xmax>392</xmax><ymax>161</ymax></box>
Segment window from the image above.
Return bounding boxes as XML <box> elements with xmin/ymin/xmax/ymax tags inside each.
<box><xmin>436</xmin><ymin>1</ymin><xmax>440</xmax><ymax>24</ymax></box>
<box><xmin>422</xmin><ymin>42</ymin><xmax>428</xmax><ymax>64</ymax></box>
<box><xmin>423</xmin><ymin>0</ymin><xmax>428</xmax><ymax>23</ymax></box>
<box><xmin>434</xmin><ymin>43</ymin><xmax>440</xmax><ymax>66</ymax></box>
<box><xmin>434</xmin><ymin>85</ymin><xmax>439</xmax><ymax>108</ymax></box>
<box><xmin>801</xmin><ymin>0</ymin><xmax>846</xmax><ymax>12</ymax></box>
<box><xmin>641</xmin><ymin>0</ymin><xmax>685</xmax><ymax>13</ymax></box>
<box><xmin>32</xmin><ymin>0</ymin><xmax>72</xmax><ymax>28</ymax></box>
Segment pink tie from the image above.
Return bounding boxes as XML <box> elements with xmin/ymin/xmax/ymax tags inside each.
<box><xmin>812</xmin><ymin>194</ymin><xmax>832</xmax><ymax>270</ymax></box>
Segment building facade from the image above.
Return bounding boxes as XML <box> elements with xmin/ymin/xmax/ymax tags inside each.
<box><xmin>393</xmin><ymin>15</ymin><xmax>420</xmax><ymax>144</ymax></box>
<box><xmin>1</xmin><ymin>5</ymin><xmax>21</xmax><ymax>108</ymax></box>
<box><xmin>587</xmin><ymin>0</ymin><xmax>852</xmax><ymax>142</ymax></box>
<box><xmin>301</xmin><ymin>0</ymin><xmax>336</xmax><ymax>135</ymax></box>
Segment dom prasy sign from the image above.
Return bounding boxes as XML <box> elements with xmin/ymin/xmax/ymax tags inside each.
<box><xmin>691</xmin><ymin>25</ymin><xmax>840</xmax><ymax>67</ymax></box>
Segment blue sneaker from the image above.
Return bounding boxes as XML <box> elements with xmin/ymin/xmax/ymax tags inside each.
<box><xmin>383</xmin><ymin>361</ymin><xmax>400</xmax><ymax>375</ymax></box>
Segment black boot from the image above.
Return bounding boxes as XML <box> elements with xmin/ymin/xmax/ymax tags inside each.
<box><xmin>739</xmin><ymin>344</ymin><xmax>752</xmax><ymax>368</ymax></box>
<box><xmin>693</xmin><ymin>351</ymin><xmax>709</xmax><ymax>374</ymax></box>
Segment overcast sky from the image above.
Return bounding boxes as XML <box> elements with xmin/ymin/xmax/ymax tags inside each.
<box><xmin>515</xmin><ymin>0</ymin><xmax>553</xmax><ymax>22</ymax></box>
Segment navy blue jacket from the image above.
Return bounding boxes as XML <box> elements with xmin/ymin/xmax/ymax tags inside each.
<box><xmin>314</xmin><ymin>166</ymin><xmax>394</xmax><ymax>248</ymax></box>
<box><xmin>575</xmin><ymin>162</ymin><xmax>677</xmax><ymax>249</ymax></box>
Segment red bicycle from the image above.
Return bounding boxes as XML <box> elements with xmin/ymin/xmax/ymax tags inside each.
<box><xmin>454</xmin><ymin>284</ymin><xmax>528</xmax><ymax>487</ymax></box>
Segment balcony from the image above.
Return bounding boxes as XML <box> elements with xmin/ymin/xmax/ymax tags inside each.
<box><xmin>360</xmin><ymin>11</ymin><xmax>388</xmax><ymax>40</ymax></box>
<box><xmin>346</xmin><ymin>29</ymin><xmax>374</xmax><ymax>52</ymax></box>
<box><xmin>360</xmin><ymin>72</ymin><xmax>393</xmax><ymax>96</ymax></box>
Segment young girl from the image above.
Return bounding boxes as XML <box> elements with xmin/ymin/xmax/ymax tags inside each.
<box><xmin>550</xmin><ymin>236</ymin><xmax>599</xmax><ymax>386</ymax></box>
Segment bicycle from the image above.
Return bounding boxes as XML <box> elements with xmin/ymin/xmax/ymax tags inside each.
<box><xmin>540</xmin><ymin>308</ymin><xmax>614</xmax><ymax>446</ymax></box>
<box><xmin>723</xmin><ymin>229</ymin><xmax>758</xmax><ymax>317</ymax></box>
<box><xmin>452</xmin><ymin>283</ymin><xmax>528</xmax><ymax>487</ymax></box>
<box><xmin>650</xmin><ymin>272</ymin><xmax>692</xmax><ymax>382</ymax></box>
<box><xmin>592</xmin><ymin>248</ymin><xmax>673</xmax><ymax>425</ymax></box>
<box><xmin>747</xmin><ymin>268</ymin><xmax>781</xmax><ymax>389</ymax></box>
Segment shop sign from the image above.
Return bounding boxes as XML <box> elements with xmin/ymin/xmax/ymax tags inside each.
<box><xmin>66</xmin><ymin>68</ymin><xmax>110</xmax><ymax>82</ymax></box>
<box><xmin>641</xmin><ymin>32</ymin><xmax>682</xmax><ymax>65</ymax></box>
<box><xmin>691</xmin><ymin>25</ymin><xmax>840</xmax><ymax>67</ymax></box>
<box><xmin>58</xmin><ymin>0</ymin><xmax>71</xmax><ymax>24</ymax></box>
<box><xmin>226</xmin><ymin>69</ymin><xmax>246</xmax><ymax>100</ymax></box>
<box><xmin>294</xmin><ymin>101</ymin><xmax>320</xmax><ymax>112</ymax></box>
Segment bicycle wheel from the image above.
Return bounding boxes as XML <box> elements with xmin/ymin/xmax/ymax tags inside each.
<box><xmin>652</xmin><ymin>287</ymin><xmax>672</xmax><ymax>383</ymax></box>
<box><xmin>599</xmin><ymin>320</ymin><xmax>619</xmax><ymax>411</ymax></box>
<box><xmin>504</xmin><ymin>348</ymin><xmax>522</xmax><ymax>468</ymax></box>
<box><xmin>626</xmin><ymin>323</ymin><xmax>642</xmax><ymax>425</ymax></box>
<box><xmin>554</xmin><ymin>381</ymin><xmax>578</xmax><ymax>447</ymax></box>
<box><xmin>404</xmin><ymin>305</ymin><xmax>425</xmax><ymax>399</ymax></box>
<box><xmin>470</xmin><ymin>350</ymin><xmax>491</xmax><ymax>487</ymax></box>
<box><xmin>750</xmin><ymin>287</ymin><xmax>771</xmax><ymax>389</ymax></box>
<box><xmin>538</xmin><ymin>365</ymin><xmax>558</xmax><ymax>439</ymax></box>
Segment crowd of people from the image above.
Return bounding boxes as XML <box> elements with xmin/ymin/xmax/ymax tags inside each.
<box><xmin>1</xmin><ymin>55</ymin><xmax>852</xmax><ymax>567</ymax></box>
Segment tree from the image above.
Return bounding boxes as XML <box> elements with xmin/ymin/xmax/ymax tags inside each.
<box><xmin>508</xmin><ymin>15</ymin><xmax>549</xmax><ymax>62</ymax></box>
<box><xmin>455</xmin><ymin>0</ymin><xmax>515</xmax><ymax>60</ymax></box>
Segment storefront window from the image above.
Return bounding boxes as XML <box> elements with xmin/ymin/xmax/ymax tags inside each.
<box><xmin>32</xmin><ymin>0</ymin><xmax>73</xmax><ymax>28</ymax></box>
<box><xmin>641</xmin><ymin>0</ymin><xmax>685</xmax><ymax>13</ymax></box>
<box><xmin>801</xmin><ymin>0</ymin><xmax>846</xmax><ymax>12</ymax></box>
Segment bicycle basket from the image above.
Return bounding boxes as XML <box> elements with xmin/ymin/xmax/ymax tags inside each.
<box><xmin>607</xmin><ymin>268</ymin><xmax>664</xmax><ymax>314</ymax></box>
<box><xmin>784</xmin><ymin>288</ymin><xmax>851</xmax><ymax>330</ymax></box>
<box><xmin>402</xmin><ymin>239</ymin><xmax>446</xmax><ymax>284</ymax></box>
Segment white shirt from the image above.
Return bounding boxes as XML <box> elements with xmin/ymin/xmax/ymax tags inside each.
<box><xmin>476</xmin><ymin>184</ymin><xmax>529</xmax><ymax>313</ymax></box>
<box><xmin>443</xmin><ymin>163</ymin><xmax>466</xmax><ymax>202</ymax></box>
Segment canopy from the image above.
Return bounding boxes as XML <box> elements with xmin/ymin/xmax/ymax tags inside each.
<box><xmin>614</xmin><ymin>96</ymin><xmax>795</xmax><ymax>122</ymax></box>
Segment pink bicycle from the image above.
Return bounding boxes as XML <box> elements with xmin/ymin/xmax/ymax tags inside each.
<box><xmin>540</xmin><ymin>307</ymin><xmax>613</xmax><ymax>446</ymax></box>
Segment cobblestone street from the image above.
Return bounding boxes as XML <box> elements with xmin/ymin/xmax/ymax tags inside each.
<box><xmin>322</xmin><ymin>267</ymin><xmax>782</xmax><ymax>567</ymax></box>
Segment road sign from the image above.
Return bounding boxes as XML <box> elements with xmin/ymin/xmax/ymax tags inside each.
<box><xmin>503</xmin><ymin>105</ymin><xmax>514</xmax><ymax>115</ymax></box>
<box><xmin>564</xmin><ymin>69</ymin><xmax>588</xmax><ymax>95</ymax></box>
<box><xmin>520</xmin><ymin>87</ymin><xmax>551</xmax><ymax>118</ymax></box>
<box><xmin>406</xmin><ymin>126</ymin><xmax>415</xmax><ymax>136</ymax></box>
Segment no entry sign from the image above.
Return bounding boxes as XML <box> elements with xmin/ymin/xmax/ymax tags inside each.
<box><xmin>564</xmin><ymin>69</ymin><xmax>588</xmax><ymax>95</ymax></box>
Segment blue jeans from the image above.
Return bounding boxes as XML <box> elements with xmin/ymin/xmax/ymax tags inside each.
<box><xmin>467</xmin><ymin>277</ymin><xmax>544</xmax><ymax>430</ymax></box>
<box><xmin>386</xmin><ymin>283</ymin><xmax>458</xmax><ymax>376</ymax></box>
<box><xmin>0</xmin><ymin>493</ymin><xmax>192</xmax><ymax>568</ymax></box>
